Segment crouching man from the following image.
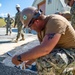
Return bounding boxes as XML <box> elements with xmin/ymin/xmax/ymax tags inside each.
<box><xmin>12</xmin><ymin>7</ymin><xmax>75</xmax><ymax>75</ymax></box>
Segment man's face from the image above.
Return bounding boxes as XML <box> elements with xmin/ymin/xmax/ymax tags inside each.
<box><xmin>66</xmin><ymin>0</ymin><xmax>74</xmax><ymax>7</ymax></box>
<box><xmin>29</xmin><ymin>19</ymin><xmax>43</xmax><ymax>32</ymax></box>
<box><xmin>28</xmin><ymin>19</ymin><xmax>36</xmax><ymax>30</ymax></box>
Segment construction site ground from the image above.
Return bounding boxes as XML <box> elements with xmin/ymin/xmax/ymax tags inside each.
<box><xmin>0</xmin><ymin>27</ymin><xmax>39</xmax><ymax>75</ymax></box>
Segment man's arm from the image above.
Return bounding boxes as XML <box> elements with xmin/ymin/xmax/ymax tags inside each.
<box><xmin>12</xmin><ymin>33</ymin><xmax>61</xmax><ymax>65</ymax></box>
<box><xmin>11</xmin><ymin>18</ymin><xmax>14</xmax><ymax>24</ymax></box>
<box><xmin>4</xmin><ymin>18</ymin><xmax>7</xmax><ymax>23</ymax></box>
<box><xmin>14</xmin><ymin>15</ymin><xmax>17</xmax><ymax>28</ymax></box>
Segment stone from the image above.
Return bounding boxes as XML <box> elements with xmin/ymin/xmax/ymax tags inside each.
<box><xmin>0</xmin><ymin>63</ymin><xmax>37</xmax><ymax>75</ymax></box>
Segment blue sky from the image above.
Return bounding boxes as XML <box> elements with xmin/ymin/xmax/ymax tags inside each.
<box><xmin>0</xmin><ymin>0</ymin><xmax>34</xmax><ymax>17</ymax></box>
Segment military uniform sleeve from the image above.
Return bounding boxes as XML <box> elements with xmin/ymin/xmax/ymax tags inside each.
<box><xmin>14</xmin><ymin>13</ymin><xmax>17</xmax><ymax>25</ymax></box>
<box><xmin>45</xmin><ymin>19</ymin><xmax>67</xmax><ymax>35</ymax></box>
<box><xmin>4</xmin><ymin>18</ymin><xmax>7</xmax><ymax>23</ymax></box>
<box><xmin>11</xmin><ymin>18</ymin><xmax>14</xmax><ymax>24</ymax></box>
<box><xmin>70</xmin><ymin>3</ymin><xmax>75</xmax><ymax>15</ymax></box>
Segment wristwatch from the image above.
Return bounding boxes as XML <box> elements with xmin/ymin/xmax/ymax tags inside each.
<box><xmin>17</xmin><ymin>55</ymin><xmax>23</xmax><ymax>63</ymax></box>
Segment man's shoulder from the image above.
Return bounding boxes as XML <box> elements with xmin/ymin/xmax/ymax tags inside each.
<box><xmin>15</xmin><ymin>12</ymin><xmax>21</xmax><ymax>16</ymax></box>
<box><xmin>15</xmin><ymin>12</ymin><xmax>18</xmax><ymax>15</ymax></box>
<box><xmin>46</xmin><ymin>14</ymin><xmax>70</xmax><ymax>30</ymax></box>
<box><xmin>49</xmin><ymin>14</ymin><xmax>70</xmax><ymax>23</ymax></box>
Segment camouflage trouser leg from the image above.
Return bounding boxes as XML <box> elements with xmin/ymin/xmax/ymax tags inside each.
<box><xmin>16</xmin><ymin>25</ymin><xmax>24</xmax><ymax>40</ymax></box>
<box><xmin>21</xmin><ymin>28</ymin><xmax>25</xmax><ymax>39</ymax></box>
<box><xmin>6</xmin><ymin>26</ymin><xmax>8</xmax><ymax>34</ymax></box>
<box><xmin>71</xmin><ymin>15</ymin><xmax>75</xmax><ymax>30</ymax></box>
<box><xmin>36</xmin><ymin>48</ymin><xmax>75</xmax><ymax>75</ymax></box>
<box><xmin>9</xmin><ymin>26</ymin><xmax>12</xmax><ymax>34</ymax></box>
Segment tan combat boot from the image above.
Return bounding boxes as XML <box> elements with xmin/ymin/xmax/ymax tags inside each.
<box><xmin>14</xmin><ymin>39</ymin><xmax>18</xmax><ymax>43</ymax></box>
<box><xmin>20</xmin><ymin>37</ymin><xmax>25</xmax><ymax>41</ymax></box>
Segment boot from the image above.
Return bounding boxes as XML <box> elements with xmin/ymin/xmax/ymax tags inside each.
<box><xmin>14</xmin><ymin>39</ymin><xmax>18</xmax><ymax>43</ymax></box>
<box><xmin>10</xmin><ymin>32</ymin><xmax>11</xmax><ymax>35</ymax></box>
<box><xmin>20</xmin><ymin>34</ymin><xmax>25</xmax><ymax>41</ymax></box>
<box><xmin>20</xmin><ymin>37</ymin><xmax>25</xmax><ymax>41</ymax></box>
<box><xmin>5</xmin><ymin>33</ymin><xmax>8</xmax><ymax>35</ymax></box>
<box><xmin>14</xmin><ymin>38</ymin><xmax>18</xmax><ymax>43</ymax></box>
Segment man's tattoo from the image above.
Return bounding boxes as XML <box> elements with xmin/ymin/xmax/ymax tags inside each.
<box><xmin>48</xmin><ymin>33</ymin><xmax>55</xmax><ymax>40</ymax></box>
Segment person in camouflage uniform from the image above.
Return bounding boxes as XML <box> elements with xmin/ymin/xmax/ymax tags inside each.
<box><xmin>65</xmin><ymin>0</ymin><xmax>75</xmax><ymax>29</ymax></box>
<box><xmin>14</xmin><ymin>4</ymin><xmax>25</xmax><ymax>43</ymax></box>
<box><xmin>12</xmin><ymin>7</ymin><xmax>75</xmax><ymax>75</ymax></box>
<box><xmin>55</xmin><ymin>11</ymin><xmax>71</xmax><ymax>21</ymax></box>
<box><xmin>4</xmin><ymin>13</ymin><xmax>14</xmax><ymax>35</ymax></box>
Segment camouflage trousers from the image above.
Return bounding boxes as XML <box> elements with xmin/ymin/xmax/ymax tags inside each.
<box><xmin>71</xmin><ymin>15</ymin><xmax>75</xmax><ymax>30</ymax></box>
<box><xmin>36</xmin><ymin>48</ymin><xmax>75</xmax><ymax>75</ymax></box>
<box><xmin>6</xmin><ymin>25</ymin><xmax>12</xmax><ymax>34</ymax></box>
<box><xmin>16</xmin><ymin>25</ymin><xmax>24</xmax><ymax>40</ymax></box>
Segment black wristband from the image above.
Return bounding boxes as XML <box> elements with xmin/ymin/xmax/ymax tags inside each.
<box><xmin>17</xmin><ymin>55</ymin><xmax>23</xmax><ymax>63</ymax></box>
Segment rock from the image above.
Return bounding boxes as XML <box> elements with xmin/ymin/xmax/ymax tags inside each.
<box><xmin>0</xmin><ymin>63</ymin><xmax>37</xmax><ymax>75</ymax></box>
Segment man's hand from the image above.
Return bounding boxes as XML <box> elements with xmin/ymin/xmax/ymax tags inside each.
<box><xmin>25</xmin><ymin>59</ymin><xmax>35</xmax><ymax>68</ymax></box>
<box><xmin>12</xmin><ymin>55</ymin><xmax>21</xmax><ymax>65</ymax></box>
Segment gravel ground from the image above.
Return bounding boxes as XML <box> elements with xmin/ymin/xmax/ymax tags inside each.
<box><xmin>0</xmin><ymin>63</ymin><xmax>37</xmax><ymax>75</ymax></box>
<box><xmin>0</xmin><ymin>28</ymin><xmax>39</xmax><ymax>75</ymax></box>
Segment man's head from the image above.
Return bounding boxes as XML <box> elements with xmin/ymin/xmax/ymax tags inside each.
<box><xmin>7</xmin><ymin>13</ymin><xmax>10</xmax><ymax>17</ymax></box>
<box><xmin>16</xmin><ymin>4</ymin><xmax>20</xmax><ymax>11</ymax></box>
<box><xmin>65</xmin><ymin>0</ymin><xmax>74</xmax><ymax>6</ymax></box>
<box><xmin>65</xmin><ymin>0</ymin><xmax>70</xmax><ymax>4</ymax></box>
<box><xmin>20</xmin><ymin>7</ymin><xmax>43</xmax><ymax>28</ymax></box>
